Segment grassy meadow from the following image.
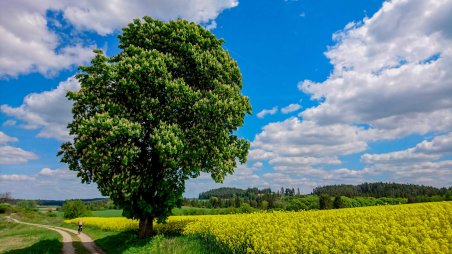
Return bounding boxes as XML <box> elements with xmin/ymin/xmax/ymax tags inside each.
<box><xmin>0</xmin><ymin>208</ymin><xmax>220</xmax><ymax>254</ymax></box>
<box><xmin>0</xmin><ymin>215</ymin><xmax>61</xmax><ymax>254</ymax></box>
<box><xmin>91</xmin><ymin>209</ymin><xmax>123</xmax><ymax>217</ymax></box>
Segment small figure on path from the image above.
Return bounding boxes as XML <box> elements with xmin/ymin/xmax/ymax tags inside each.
<box><xmin>78</xmin><ymin>220</ymin><xmax>83</xmax><ymax>234</ymax></box>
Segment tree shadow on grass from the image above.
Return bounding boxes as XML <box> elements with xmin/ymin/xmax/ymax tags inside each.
<box><xmin>94</xmin><ymin>230</ymin><xmax>149</xmax><ymax>254</ymax></box>
<box><xmin>4</xmin><ymin>239</ymin><xmax>61</xmax><ymax>254</ymax></box>
<box><xmin>94</xmin><ymin>230</ymin><xmax>229</xmax><ymax>254</ymax></box>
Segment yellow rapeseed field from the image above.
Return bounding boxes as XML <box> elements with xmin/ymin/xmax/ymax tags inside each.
<box><xmin>66</xmin><ymin>202</ymin><xmax>452</xmax><ymax>253</ymax></box>
<box><xmin>65</xmin><ymin>217</ymin><xmax>138</xmax><ymax>231</ymax></box>
<box><xmin>184</xmin><ymin>202</ymin><xmax>452</xmax><ymax>253</ymax></box>
<box><xmin>64</xmin><ymin>215</ymin><xmax>207</xmax><ymax>234</ymax></box>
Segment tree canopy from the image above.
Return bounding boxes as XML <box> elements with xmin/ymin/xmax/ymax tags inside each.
<box><xmin>198</xmin><ymin>187</ymin><xmax>246</xmax><ymax>199</ymax></box>
<box><xmin>63</xmin><ymin>200</ymin><xmax>91</xmax><ymax>219</ymax></box>
<box><xmin>59</xmin><ymin>17</ymin><xmax>251</xmax><ymax>238</ymax></box>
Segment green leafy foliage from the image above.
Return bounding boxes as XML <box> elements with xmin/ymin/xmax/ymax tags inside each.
<box><xmin>16</xmin><ymin>200</ymin><xmax>37</xmax><ymax>211</ymax></box>
<box><xmin>0</xmin><ymin>203</ymin><xmax>13</xmax><ymax>214</ymax></box>
<box><xmin>59</xmin><ymin>17</ymin><xmax>251</xmax><ymax>237</ymax></box>
<box><xmin>283</xmin><ymin>195</ymin><xmax>320</xmax><ymax>211</ymax></box>
<box><xmin>319</xmin><ymin>195</ymin><xmax>333</xmax><ymax>210</ymax></box>
<box><xmin>62</xmin><ymin>200</ymin><xmax>92</xmax><ymax>219</ymax></box>
<box><xmin>85</xmin><ymin>199</ymin><xmax>117</xmax><ymax>211</ymax></box>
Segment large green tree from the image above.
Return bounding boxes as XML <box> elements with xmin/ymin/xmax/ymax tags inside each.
<box><xmin>59</xmin><ymin>17</ymin><xmax>251</xmax><ymax>238</ymax></box>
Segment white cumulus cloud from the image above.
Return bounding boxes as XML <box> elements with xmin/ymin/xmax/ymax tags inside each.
<box><xmin>281</xmin><ymin>103</ymin><xmax>301</xmax><ymax>114</ymax></box>
<box><xmin>1</xmin><ymin>77</ymin><xmax>80</xmax><ymax>141</ymax></box>
<box><xmin>362</xmin><ymin>132</ymin><xmax>452</xmax><ymax>164</ymax></box>
<box><xmin>0</xmin><ymin>146</ymin><xmax>38</xmax><ymax>165</ymax></box>
<box><xmin>256</xmin><ymin>106</ymin><xmax>278</xmax><ymax>119</ymax></box>
<box><xmin>0</xmin><ymin>131</ymin><xmax>18</xmax><ymax>144</ymax></box>
<box><xmin>0</xmin><ymin>1</ymin><xmax>95</xmax><ymax>77</ymax></box>
<box><xmin>0</xmin><ymin>167</ymin><xmax>101</xmax><ymax>199</ymax></box>
<box><xmin>0</xmin><ymin>131</ymin><xmax>38</xmax><ymax>165</ymax></box>
<box><xmin>298</xmin><ymin>0</ymin><xmax>452</xmax><ymax>138</ymax></box>
<box><xmin>60</xmin><ymin>0</ymin><xmax>238</xmax><ymax>35</ymax></box>
<box><xmin>0</xmin><ymin>0</ymin><xmax>238</xmax><ymax>77</ymax></box>
<box><xmin>0</xmin><ymin>174</ymin><xmax>35</xmax><ymax>181</ymax></box>
<box><xmin>253</xmin><ymin>117</ymin><xmax>368</xmax><ymax>160</ymax></box>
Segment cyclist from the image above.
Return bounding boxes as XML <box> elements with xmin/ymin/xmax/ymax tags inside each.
<box><xmin>78</xmin><ymin>220</ymin><xmax>83</xmax><ymax>234</ymax></box>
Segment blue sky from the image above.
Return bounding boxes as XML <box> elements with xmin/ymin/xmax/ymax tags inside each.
<box><xmin>1</xmin><ymin>0</ymin><xmax>451</xmax><ymax>199</ymax></box>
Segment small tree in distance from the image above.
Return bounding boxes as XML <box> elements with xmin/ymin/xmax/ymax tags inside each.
<box><xmin>333</xmin><ymin>196</ymin><xmax>344</xmax><ymax>209</ymax></box>
<box><xmin>16</xmin><ymin>200</ymin><xmax>37</xmax><ymax>211</ymax></box>
<box><xmin>59</xmin><ymin>17</ymin><xmax>251</xmax><ymax>238</ymax></box>
<box><xmin>63</xmin><ymin>200</ymin><xmax>91</xmax><ymax>219</ymax></box>
<box><xmin>319</xmin><ymin>194</ymin><xmax>333</xmax><ymax>210</ymax></box>
<box><xmin>0</xmin><ymin>192</ymin><xmax>12</xmax><ymax>203</ymax></box>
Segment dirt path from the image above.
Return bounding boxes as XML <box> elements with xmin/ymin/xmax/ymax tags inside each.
<box><xmin>50</xmin><ymin>225</ymin><xmax>105</xmax><ymax>254</ymax></box>
<box><xmin>6</xmin><ymin>216</ymin><xmax>104</xmax><ymax>254</ymax></box>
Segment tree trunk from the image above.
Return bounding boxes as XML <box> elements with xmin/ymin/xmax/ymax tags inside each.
<box><xmin>138</xmin><ymin>215</ymin><xmax>154</xmax><ymax>239</ymax></box>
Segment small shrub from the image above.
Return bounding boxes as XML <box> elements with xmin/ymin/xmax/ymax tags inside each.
<box><xmin>63</xmin><ymin>200</ymin><xmax>91</xmax><ymax>219</ymax></box>
<box><xmin>239</xmin><ymin>203</ymin><xmax>255</xmax><ymax>213</ymax></box>
<box><xmin>47</xmin><ymin>211</ymin><xmax>57</xmax><ymax>217</ymax></box>
<box><xmin>319</xmin><ymin>195</ymin><xmax>333</xmax><ymax>210</ymax></box>
<box><xmin>0</xmin><ymin>203</ymin><xmax>12</xmax><ymax>214</ymax></box>
<box><xmin>155</xmin><ymin>220</ymin><xmax>195</xmax><ymax>236</ymax></box>
<box><xmin>16</xmin><ymin>200</ymin><xmax>38</xmax><ymax>211</ymax></box>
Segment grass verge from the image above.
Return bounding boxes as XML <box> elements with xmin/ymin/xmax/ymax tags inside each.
<box><xmin>6</xmin><ymin>211</ymin><xmax>228</xmax><ymax>254</ymax></box>
<box><xmin>71</xmin><ymin>225</ymin><xmax>227</xmax><ymax>254</ymax></box>
<box><xmin>0</xmin><ymin>215</ymin><xmax>61</xmax><ymax>254</ymax></box>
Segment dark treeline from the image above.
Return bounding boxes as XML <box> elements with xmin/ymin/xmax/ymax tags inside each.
<box><xmin>198</xmin><ymin>187</ymin><xmax>247</xmax><ymax>199</ymax></box>
<box><xmin>198</xmin><ymin>187</ymin><xmax>272</xmax><ymax>199</ymax></box>
<box><xmin>34</xmin><ymin>198</ymin><xmax>108</xmax><ymax>206</ymax></box>
<box><xmin>191</xmin><ymin>187</ymin><xmax>278</xmax><ymax>209</ymax></box>
<box><xmin>313</xmin><ymin>182</ymin><xmax>452</xmax><ymax>198</ymax></box>
<box><xmin>184</xmin><ymin>182</ymin><xmax>452</xmax><ymax>212</ymax></box>
<box><xmin>84</xmin><ymin>199</ymin><xmax>117</xmax><ymax>210</ymax></box>
<box><xmin>1</xmin><ymin>197</ymin><xmax>113</xmax><ymax>210</ymax></box>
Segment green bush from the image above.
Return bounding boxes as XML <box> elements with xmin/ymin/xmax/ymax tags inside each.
<box><xmin>16</xmin><ymin>200</ymin><xmax>37</xmax><ymax>211</ymax></box>
<box><xmin>445</xmin><ymin>190</ymin><xmax>452</xmax><ymax>201</ymax></box>
<box><xmin>155</xmin><ymin>220</ymin><xmax>195</xmax><ymax>236</ymax></box>
<box><xmin>63</xmin><ymin>200</ymin><xmax>92</xmax><ymax>219</ymax></box>
<box><xmin>260</xmin><ymin>200</ymin><xmax>269</xmax><ymax>210</ymax></box>
<box><xmin>239</xmin><ymin>203</ymin><xmax>255</xmax><ymax>213</ymax></box>
<box><xmin>285</xmin><ymin>195</ymin><xmax>320</xmax><ymax>211</ymax></box>
<box><xmin>333</xmin><ymin>196</ymin><xmax>346</xmax><ymax>209</ymax></box>
<box><xmin>319</xmin><ymin>195</ymin><xmax>333</xmax><ymax>210</ymax></box>
<box><xmin>47</xmin><ymin>211</ymin><xmax>58</xmax><ymax>217</ymax></box>
<box><xmin>378</xmin><ymin>197</ymin><xmax>408</xmax><ymax>205</ymax></box>
<box><xmin>0</xmin><ymin>203</ymin><xmax>12</xmax><ymax>213</ymax></box>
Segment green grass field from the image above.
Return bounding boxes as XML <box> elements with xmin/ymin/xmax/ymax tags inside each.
<box><xmin>1</xmin><ymin>211</ymin><xmax>222</xmax><ymax>254</ymax></box>
<box><xmin>76</xmin><ymin>226</ymin><xmax>223</xmax><ymax>254</ymax></box>
<box><xmin>91</xmin><ymin>209</ymin><xmax>123</xmax><ymax>217</ymax></box>
<box><xmin>0</xmin><ymin>215</ymin><xmax>62</xmax><ymax>254</ymax></box>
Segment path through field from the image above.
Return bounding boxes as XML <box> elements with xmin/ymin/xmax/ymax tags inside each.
<box><xmin>6</xmin><ymin>216</ymin><xmax>104</xmax><ymax>254</ymax></box>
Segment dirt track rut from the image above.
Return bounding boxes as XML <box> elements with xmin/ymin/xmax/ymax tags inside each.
<box><xmin>6</xmin><ymin>216</ymin><xmax>104</xmax><ymax>254</ymax></box>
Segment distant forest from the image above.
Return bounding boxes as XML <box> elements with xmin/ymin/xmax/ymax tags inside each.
<box><xmin>312</xmin><ymin>182</ymin><xmax>450</xmax><ymax>198</ymax></box>
<box><xmin>183</xmin><ymin>182</ymin><xmax>452</xmax><ymax>213</ymax></box>
<box><xmin>18</xmin><ymin>198</ymin><xmax>109</xmax><ymax>207</ymax></box>
<box><xmin>199</xmin><ymin>182</ymin><xmax>451</xmax><ymax>199</ymax></box>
